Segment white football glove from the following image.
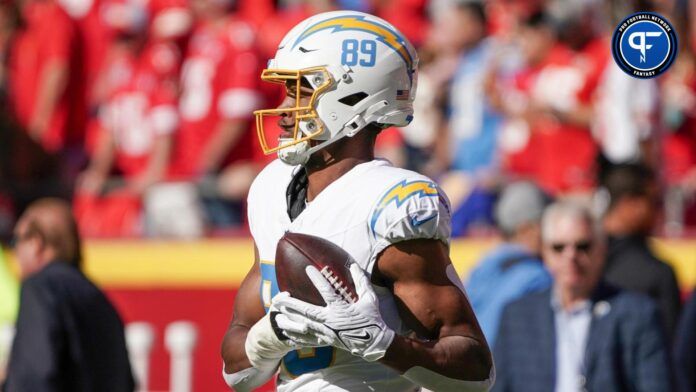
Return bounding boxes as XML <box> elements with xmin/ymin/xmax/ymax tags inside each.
<box><xmin>244</xmin><ymin>293</ymin><xmax>295</xmax><ymax>371</ymax></box>
<box><xmin>274</xmin><ymin>263</ymin><xmax>395</xmax><ymax>362</ymax></box>
<box><xmin>245</xmin><ymin>292</ymin><xmax>325</xmax><ymax>371</ymax></box>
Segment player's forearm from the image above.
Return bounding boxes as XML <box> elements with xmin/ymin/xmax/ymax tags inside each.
<box><xmin>224</xmin><ymin>312</ymin><xmax>295</xmax><ymax>373</ymax></box>
<box><xmin>221</xmin><ymin>324</ymin><xmax>254</xmax><ymax>373</ymax></box>
<box><xmin>381</xmin><ymin>334</ymin><xmax>492</xmax><ymax>381</ymax></box>
<box><xmin>221</xmin><ymin>325</ymin><xmax>278</xmax><ymax>391</ymax></box>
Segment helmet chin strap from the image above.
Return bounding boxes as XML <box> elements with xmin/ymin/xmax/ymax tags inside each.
<box><xmin>277</xmin><ymin>138</ymin><xmax>311</xmax><ymax>166</ymax></box>
<box><xmin>277</xmin><ymin>135</ymin><xmax>348</xmax><ymax>166</ymax></box>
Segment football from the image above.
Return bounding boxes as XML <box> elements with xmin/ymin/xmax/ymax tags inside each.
<box><xmin>275</xmin><ymin>232</ymin><xmax>358</xmax><ymax>306</ymax></box>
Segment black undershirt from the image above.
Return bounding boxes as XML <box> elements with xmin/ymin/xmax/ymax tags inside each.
<box><xmin>286</xmin><ymin>167</ymin><xmax>308</xmax><ymax>221</ymax></box>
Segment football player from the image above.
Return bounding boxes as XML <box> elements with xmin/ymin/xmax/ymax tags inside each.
<box><xmin>221</xmin><ymin>11</ymin><xmax>494</xmax><ymax>392</ymax></box>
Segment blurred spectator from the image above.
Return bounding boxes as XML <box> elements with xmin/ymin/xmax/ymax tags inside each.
<box><xmin>398</xmin><ymin>3</ymin><xmax>460</xmax><ymax>174</ymax></box>
<box><xmin>493</xmin><ymin>202</ymin><xmax>672</xmax><ymax>392</ymax></box>
<box><xmin>465</xmin><ymin>181</ymin><xmax>552</xmax><ymax>346</ymax></box>
<box><xmin>171</xmin><ymin>0</ymin><xmax>263</xmax><ymax>227</ymax></box>
<box><xmin>174</xmin><ymin>0</ymin><xmax>262</xmax><ymax>178</ymax></box>
<box><xmin>430</xmin><ymin>1</ymin><xmax>503</xmax><ymax>235</ymax></box>
<box><xmin>8</xmin><ymin>0</ymin><xmax>86</xmax><ymax>163</ymax></box>
<box><xmin>601</xmin><ymin>163</ymin><xmax>682</xmax><ymax>340</ymax></box>
<box><xmin>588</xmin><ymin>0</ymin><xmax>658</xmax><ymax>174</ymax></box>
<box><xmin>550</xmin><ymin>0</ymin><xmax>656</xmax><ymax>176</ymax></box>
<box><xmin>440</xmin><ymin>1</ymin><xmax>501</xmax><ymax>177</ymax></box>
<box><xmin>86</xmin><ymin>3</ymin><xmax>142</xmax><ymax>128</ymax></box>
<box><xmin>674</xmin><ymin>290</ymin><xmax>696</xmax><ymax>392</ymax></box>
<box><xmin>3</xmin><ymin>198</ymin><xmax>134</xmax><ymax>391</ymax></box>
<box><xmin>493</xmin><ymin>11</ymin><xmax>597</xmax><ymax>197</ymax></box>
<box><xmin>86</xmin><ymin>0</ymin><xmax>190</xmax><ymax>111</ymax></box>
<box><xmin>661</xmin><ymin>33</ymin><xmax>696</xmax><ymax>233</ymax></box>
<box><xmin>74</xmin><ymin>0</ymin><xmax>181</xmax><ymax>237</ymax></box>
<box><xmin>79</xmin><ymin>6</ymin><xmax>179</xmax><ymax>197</ymax></box>
<box><xmin>593</xmin><ymin>62</ymin><xmax>658</xmax><ymax>171</ymax></box>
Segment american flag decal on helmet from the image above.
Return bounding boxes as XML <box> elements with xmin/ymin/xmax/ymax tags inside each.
<box><xmin>396</xmin><ymin>89</ymin><xmax>409</xmax><ymax>100</ymax></box>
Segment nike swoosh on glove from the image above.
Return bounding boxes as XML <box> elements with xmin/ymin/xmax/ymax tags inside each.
<box><xmin>274</xmin><ymin>263</ymin><xmax>395</xmax><ymax>362</ymax></box>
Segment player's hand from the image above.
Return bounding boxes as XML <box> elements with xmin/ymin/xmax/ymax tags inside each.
<box><xmin>244</xmin><ymin>293</ymin><xmax>298</xmax><ymax>370</ymax></box>
<box><xmin>269</xmin><ymin>292</ymin><xmax>326</xmax><ymax>348</ymax></box>
<box><xmin>274</xmin><ymin>264</ymin><xmax>395</xmax><ymax>362</ymax></box>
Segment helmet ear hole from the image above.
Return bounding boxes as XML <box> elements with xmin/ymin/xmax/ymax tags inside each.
<box><xmin>300</xmin><ymin>76</ymin><xmax>315</xmax><ymax>89</ymax></box>
<box><xmin>337</xmin><ymin>92</ymin><xmax>368</xmax><ymax>106</ymax></box>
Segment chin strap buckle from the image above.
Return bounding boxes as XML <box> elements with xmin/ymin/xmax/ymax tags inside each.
<box><xmin>343</xmin><ymin>115</ymin><xmax>367</xmax><ymax>137</ymax></box>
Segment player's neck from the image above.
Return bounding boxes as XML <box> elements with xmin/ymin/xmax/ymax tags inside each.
<box><xmin>305</xmin><ymin>156</ymin><xmax>372</xmax><ymax>202</ymax></box>
<box><xmin>304</xmin><ymin>132</ymin><xmax>376</xmax><ymax>202</ymax></box>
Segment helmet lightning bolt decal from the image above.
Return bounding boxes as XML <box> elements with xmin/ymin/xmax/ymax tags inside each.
<box><xmin>292</xmin><ymin>15</ymin><xmax>414</xmax><ymax>72</ymax></box>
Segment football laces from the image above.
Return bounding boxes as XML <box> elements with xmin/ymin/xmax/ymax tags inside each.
<box><xmin>320</xmin><ymin>266</ymin><xmax>357</xmax><ymax>304</ymax></box>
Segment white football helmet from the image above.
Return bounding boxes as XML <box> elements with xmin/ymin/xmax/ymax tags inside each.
<box><xmin>254</xmin><ymin>11</ymin><xmax>418</xmax><ymax>165</ymax></box>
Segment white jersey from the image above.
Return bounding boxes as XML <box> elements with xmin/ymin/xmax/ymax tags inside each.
<box><xmin>247</xmin><ymin>158</ymin><xmax>452</xmax><ymax>392</ymax></box>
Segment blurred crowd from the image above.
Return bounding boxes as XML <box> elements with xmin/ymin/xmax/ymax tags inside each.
<box><xmin>464</xmin><ymin>177</ymin><xmax>696</xmax><ymax>391</ymax></box>
<box><xmin>0</xmin><ymin>0</ymin><xmax>695</xmax><ymax>239</ymax></box>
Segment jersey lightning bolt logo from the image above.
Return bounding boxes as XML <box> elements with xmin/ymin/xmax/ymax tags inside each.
<box><xmin>292</xmin><ymin>15</ymin><xmax>415</xmax><ymax>73</ymax></box>
<box><xmin>370</xmin><ymin>180</ymin><xmax>439</xmax><ymax>236</ymax></box>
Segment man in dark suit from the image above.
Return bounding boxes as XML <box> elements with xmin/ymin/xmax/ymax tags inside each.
<box><xmin>602</xmin><ymin>163</ymin><xmax>681</xmax><ymax>340</ymax></box>
<box><xmin>493</xmin><ymin>202</ymin><xmax>671</xmax><ymax>392</ymax></box>
<box><xmin>3</xmin><ymin>198</ymin><xmax>134</xmax><ymax>392</ymax></box>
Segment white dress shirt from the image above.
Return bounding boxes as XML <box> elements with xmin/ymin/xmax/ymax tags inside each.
<box><xmin>552</xmin><ymin>295</ymin><xmax>592</xmax><ymax>392</ymax></box>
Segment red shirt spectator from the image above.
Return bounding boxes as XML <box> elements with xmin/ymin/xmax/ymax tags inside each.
<box><xmin>74</xmin><ymin>42</ymin><xmax>179</xmax><ymax>238</ymax></box>
<box><xmin>8</xmin><ymin>0</ymin><xmax>84</xmax><ymax>152</ymax></box>
<box><xmin>503</xmin><ymin>43</ymin><xmax>598</xmax><ymax>195</ymax></box>
<box><xmin>99</xmin><ymin>42</ymin><xmax>179</xmax><ymax>179</ymax></box>
<box><xmin>172</xmin><ymin>16</ymin><xmax>262</xmax><ymax>178</ymax></box>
